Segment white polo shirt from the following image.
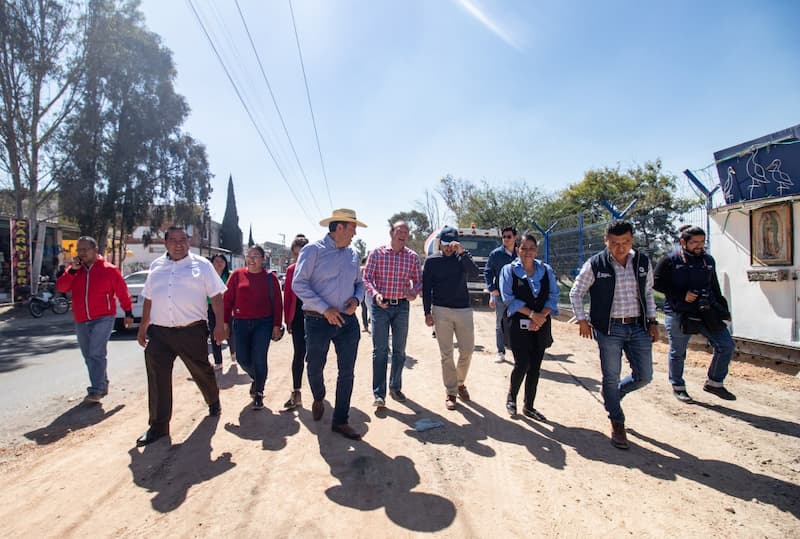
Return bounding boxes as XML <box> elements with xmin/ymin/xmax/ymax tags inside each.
<box><xmin>142</xmin><ymin>253</ymin><xmax>227</xmax><ymax>327</ymax></box>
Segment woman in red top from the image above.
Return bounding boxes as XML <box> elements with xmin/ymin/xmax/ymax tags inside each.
<box><xmin>223</xmin><ymin>246</ymin><xmax>283</xmax><ymax>409</ymax></box>
<box><xmin>281</xmin><ymin>234</ymin><xmax>309</xmax><ymax>409</ymax></box>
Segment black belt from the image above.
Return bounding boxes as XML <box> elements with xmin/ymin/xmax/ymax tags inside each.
<box><xmin>386</xmin><ymin>298</ymin><xmax>407</xmax><ymax>305</ymax></box>
<box><xmin>152</xmin><ymin>320</ymin><xmax>206</xmax><ymax>329</ymax></box>
<box><xmin>304</xmin><ymin>310</ymin><xmax>326</xmax><ymax>318</ymax></box>
<box><xmin>611</xmin><ymin>316</ymin><xmax>640</xmax><ymax>325</ymax></box>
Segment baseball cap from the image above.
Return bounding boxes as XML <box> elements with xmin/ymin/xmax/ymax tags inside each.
<box><xmin>439</xmin><ymin>226</ymin><xmax>459</xmax><ymax>245</ymax></box>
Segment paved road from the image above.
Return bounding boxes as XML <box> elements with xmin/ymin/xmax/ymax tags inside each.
<box><xmin>0</xmin><ymin>309</ymin><xmax>148</xmax><ymax>446</ymax></box>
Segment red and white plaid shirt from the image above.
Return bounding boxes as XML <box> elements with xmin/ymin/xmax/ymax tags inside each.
<box><xmin>364</xmin><ymin>245</ymin><xmax>422</xmax><ymax>300</ymax></box>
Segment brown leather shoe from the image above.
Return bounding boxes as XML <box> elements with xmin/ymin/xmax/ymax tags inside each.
<box><xmin>457</xmin><ymin>385</ymin><xmax>471</xmax><ymax>401</ymax></box>
<box><xmin>312</xmin><ymin>400</ymin><xmax>324</xmax><ymax>421</ymax></box>
<box><xmin>610</xmin><ymin>421</ymin><xmax>629</xmax><ymax>450</ymax></box>
<box><xmin>332</xmin><ymin>423</ymin><xmax>362</xmax><ymax>440</ymax></box>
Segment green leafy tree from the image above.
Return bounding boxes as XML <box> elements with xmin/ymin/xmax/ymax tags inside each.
<box><xmin>57</xmin><ymin>0</ymin><xmax>211</xmax><ymax>261</ymax></box>
<box><xmin>352</xmin><ymin>238</ymin><xmax>367</xmax><ymax>261</ymax></box>
<box><xmin>0</xmin><ymin>0</ymin><xmax>83</xmax><ymax>286</ymax></box>
<box><xmin>387</xmin><ymin>210</ymin><xmax>430</xmax><ymax>255</ymax></box>
<box><xmin>220</xmin><ymin>174</ymin><xmax>243</xmax><ymax>254</ymax></box>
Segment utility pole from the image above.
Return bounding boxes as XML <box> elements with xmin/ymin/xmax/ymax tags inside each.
<box><xmin>277</xmin><ymin>233</ymin><xmax>286</xmax><ymax>247</ymax></box>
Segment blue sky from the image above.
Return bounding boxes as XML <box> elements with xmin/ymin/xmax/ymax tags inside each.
<box><xmin>138</xmin><ymin>0</ymin><xmax>800</xmax><ymax>250</ymax></box>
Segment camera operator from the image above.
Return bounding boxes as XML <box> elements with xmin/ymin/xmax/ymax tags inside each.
<box><xmin>654</xmin><ymin>225</ymin><xmax>736</xmax><ymax>402</ymax></box>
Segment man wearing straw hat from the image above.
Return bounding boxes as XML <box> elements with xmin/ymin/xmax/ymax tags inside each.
<box><xmin>292</xmin><ymin>209</ymin><xmax>367</xmax><ymax>440</ymax></box>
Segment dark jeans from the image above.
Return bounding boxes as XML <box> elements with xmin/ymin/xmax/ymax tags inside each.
<box><xmin>304</xmin><ymin>312</ymin><xmax>360</xmax><ymax>426</ymax></box>
<box><xmin>290</xmin><ymin>309</ymin><xmax>306</xmax><ymax>390</ymax></box>
<box><xmin>508</xmin><ymin>336</ymin><xmax>546</xmax><ymax>409</ymax></box>
<box><xmin>665</xmin><ymin>313</ymin><xmax>734</xmax><ymax>389</ymax></box>
<box><xmin>371</xmin><ymin>301</ymin><xmax>410</xmax><ymax>399</ymax></box>
<box><xmin>594</xmin><ymin>322</ymin><xmax>653</xmax><ymax>424</ymax></box>
<box><xmin>144</xmin><ymin>323</ymin><xmax>220</xmax><ymax>435</ymax></box>
<box><xmin>208</xmin><ymin>305</ymin><xmax>223</xmax><ymax>365</ymax></box>
<box><xmin>232</xmin><ymin>317</ymin><xmax>272</xmax><ymax>395</ymax></box>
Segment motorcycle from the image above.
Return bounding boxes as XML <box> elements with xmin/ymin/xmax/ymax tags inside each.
<box><xmin>28</xmin><ymin>281</ymin><xmax>70</xmax><ymax>318</ymax></box>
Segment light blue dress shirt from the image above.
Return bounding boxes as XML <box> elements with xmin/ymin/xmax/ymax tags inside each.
<box><xmin>291</xmin><ymin>234</ymin><xmax>365</xmax><ymax>313</ymax></box>
<box><xmin>500</xmin><ymin>258</ymin><xmax>559</xmax><ymax>316</ymax></box>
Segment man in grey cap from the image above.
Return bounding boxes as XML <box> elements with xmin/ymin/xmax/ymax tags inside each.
<box><xmin>422</xmin><ymin>226</ymin><xmax>480</xmax><ymax>410</ymax></box>
<box><xmin>292</xmin><ymin>209</ymin><xmax>367</xmax><ymax>440</ymax></box>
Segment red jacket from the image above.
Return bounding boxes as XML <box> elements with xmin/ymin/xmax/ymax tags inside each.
<box><xmin>283</xmin><ymin>263</ymin><xmax>298</xmax><ymax>323</ymax></box>
<box><xmin>223</xmin><ymin>268</ymin><xmax>283</xmax><ymax>326</ymax></box>
<box><xmin>56</xmin><ymin>255</ymin><xmax>132</xmax><ymax>323</ymax></box>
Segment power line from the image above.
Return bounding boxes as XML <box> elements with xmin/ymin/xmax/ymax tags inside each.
<box><xmin>289</xmin><ymin>0</ymin><xmax>333</xmax><ymax>210</ymax></box>
<box><xmin>234</xmin><ymin>0</ymin><xmax>323</xmax><ymax>218</ymax></box>
<box><xmin>186</xmin><ymin>0</ymin><xmax>318</xmax><ymax>228</ymax></box>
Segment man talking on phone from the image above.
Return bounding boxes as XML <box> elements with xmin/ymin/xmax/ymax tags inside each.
<box><xmin>56</xmin><ymin>236</ymin><xmax>133</xmax><ymax>404</ymax></box>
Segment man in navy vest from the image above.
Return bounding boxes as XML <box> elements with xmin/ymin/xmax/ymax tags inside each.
<box><xmin>653</xmin><ymin>225</ymin><xmax>735</xmax><ymax>403</ymax></box>
<box><xmin>569</xmin><ymin>220</ymin><xmax>659</xmax><ymax>450</ymax></box>
<box><xmin>484</xmin><ymin>226</ymin><xmax>518</xmax><ymax>362</ymax></box>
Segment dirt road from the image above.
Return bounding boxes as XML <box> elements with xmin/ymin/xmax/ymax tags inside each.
<box><xmin>0</xmin><ymin>302</ymin><xmax>798</xmax><ymax>537</ymax></box>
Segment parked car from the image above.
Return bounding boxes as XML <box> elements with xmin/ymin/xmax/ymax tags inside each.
<box><xmin>115</xmin><ymin>270</ymin><xmax>149</xmax><ymax>331</ymax></box>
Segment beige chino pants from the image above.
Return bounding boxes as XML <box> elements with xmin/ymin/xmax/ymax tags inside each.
<box><xmin>431</xmin><ymin>305</ymin><xmax>475</xmax><ymax>396</ymax></box>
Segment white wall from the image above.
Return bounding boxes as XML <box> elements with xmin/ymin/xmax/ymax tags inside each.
<box><xmin>710</xmin><ymin>198</ymin><xmax>800</xmax><ymax>347</ymax></box>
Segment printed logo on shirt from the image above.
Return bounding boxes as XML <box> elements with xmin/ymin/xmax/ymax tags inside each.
<box><xmin>638</xmin><ymin>266</ymin><xmax>647</xmax><ymax>275</ymax></box>
<box><xmin>596</xmin><ymin>272</ymin><xmax>612</xmax><ymax>278</ymax></box>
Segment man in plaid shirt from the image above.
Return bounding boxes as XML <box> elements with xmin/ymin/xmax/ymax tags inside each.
<box><xmin>364</xmin><ymin>221</ymin><xmax>422</xmax><ymax>408</ymax></box>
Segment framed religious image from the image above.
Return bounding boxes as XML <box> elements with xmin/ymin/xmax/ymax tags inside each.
<box><xmin>750</xmin><ymin>202</ymin><xmax>793</xmax><ymax>266</ymax></box>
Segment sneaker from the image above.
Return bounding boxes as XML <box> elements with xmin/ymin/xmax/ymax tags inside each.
<box><xmin>252</xmin><ymin>394</ymin><xmax>264</xmax><ymax>410</ymax></box>
<box><xmin>457</xmin><ymin>385</ymin><xmax>471</xmax><ymax>401</ymax></box>
<box><xmin>445</xmin><ymin>395</ymin><xmax>457</xmax><ymax>410</ymax></box>
<box><xmin>283</xmin><ymin>390</ymin><xmax>302</xmax><ymax>409</ymax></box>
<box><xmin>496</xmin><ymin>352</ymin><xmax>506</xmax><ymax>363</ymax></box>
<box><xmin>506</xmin><ymin>399</ymin><xmax>517</xmax><ymax>416</ymax></box>
<box><xmin>373</xmin><ymin>397</ymin><xmax>386</xmax><ymax>408</ymax></box>
<box><xmin>703</xmin><ymin>384</ymin><xmax>736</xmax><ymax>401</ymax></box>
<box><xmin>522</xmin><ymin>407</ymin><xmax>547</xmax><ymax>421</ymax></box>
<box><xmin>673</xmin><ymin>389</ymin><xmax>693</xmax><ymax>403</ymax></box>
<box><xmin>389</xmin><ymin>389</ymin><xmax>407</xmax><ymax>402</ymax></box>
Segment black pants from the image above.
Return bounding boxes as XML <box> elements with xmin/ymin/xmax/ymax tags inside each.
<box><xmin>207</xmin><ymin>306</ymin><xmax>223</xmax><ymax>365</ymax></box>
<box><xmin>290</xmin><ymin>308</ymin><xmax>306</xmax><ymax>389</ymax></box>
<box><xmin>144</xmin><ymin>323</ymin><xmax>220</xmax><ymax>434</ymax></box>
<box><xmin>508</xmin><ymin>328</ymin><xmax>547</xmax><ymax>409</ymax></box>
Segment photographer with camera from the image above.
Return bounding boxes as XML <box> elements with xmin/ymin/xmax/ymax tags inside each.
<box><xmin>654</xmin><ymin>225</ymin><xmax>736</xmax><ymax>403</ymax></box>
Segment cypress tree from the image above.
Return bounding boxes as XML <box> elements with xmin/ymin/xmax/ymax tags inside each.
<box><xmin>220</xmin><ymin>174</ymin><xmax>243</xmax><ymax>254</ymax></box>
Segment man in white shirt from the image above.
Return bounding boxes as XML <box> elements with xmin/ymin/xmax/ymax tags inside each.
<box><xmin>135</xmin><ymin>226</ymin><xmax>228</xmax><ymax>447</ymax></box>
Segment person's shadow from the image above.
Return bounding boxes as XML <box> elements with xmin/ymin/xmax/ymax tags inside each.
<box><xmin>691</xmin><ymin>401</ymin><xmax>800</xmax><ymax>439</ymax></box>
<box><xmin>526</xmin><ymin>420</ymin><xmax>799</xmax><ymax>518</ymax></box>
<box><xmin>539</xmin><ymin>367</ymin><xmax>601</xmax><ymax>393</ymax></box>
<box><xmin>24</xmin><ymin>403</ymin><xmax>125</xmax><ymax>445</ymax></box>
<box><xmin>224</xmin><ymin>403</ymin><xmax>300</xmax><ymax>451</ymax></box>
<box><xmin>299</xmin><ymin>408</ymin><xmax>457</xmax><ymax>532</ymax></box>
<box><xmin>215</xmin><ymin>363</ymin><xmax>251</xmax><ymax>391</ymax></box>
<box><xmin>128</xmin><ymin>415</ymin><xmax>235</xmax><ymax>513</ymax></box>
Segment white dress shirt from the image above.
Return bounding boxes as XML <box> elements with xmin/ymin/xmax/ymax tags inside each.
<box><xmin>142</xmin><ymin>253</ymin><xmax>227</xmax><ymax>327</ymax></box>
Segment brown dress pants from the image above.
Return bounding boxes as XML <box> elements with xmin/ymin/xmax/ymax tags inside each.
<box><xmin>144</xmin><ymin>323</ymin><xmax>219</xmax><ymax>434</ymax></box>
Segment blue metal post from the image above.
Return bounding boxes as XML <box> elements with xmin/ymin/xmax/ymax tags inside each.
<box><xmin>683</xmin><ymin>169</ymin><xmax>719</xmax><ymax>251</ymax></box>
<box><xmin>531</xmin><ymin>221</ymin><xmax>558</xmax><ymax>264</ymax></box>
<box><xmin>577</xmin><ymin>212</ymin><xmax>584</xmax><ymax>274</ymax></box>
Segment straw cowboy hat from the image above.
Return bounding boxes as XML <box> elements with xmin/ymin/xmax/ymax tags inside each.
<box><xmin>319</xmin><ymin>208</ymin><xmax>368</xmax><ymax>227</ymax></box>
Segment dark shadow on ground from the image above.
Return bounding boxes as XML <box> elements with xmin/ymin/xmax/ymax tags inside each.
<box><xmin>224</xmin><ymin>402</ymin><xmax>300</xmax><ymax>451</ymax></box>
<box><xmin>691</xmin><ymin>401</ymin><xmax>800</xmax><ymax>439</ymax></box>
<box><xmin>109</xmin><ymin>329</ymin><xmax>138</xmax><ymax>341</ymax></box>
<box><xmin>215</xmin><ymin>363</ymin><xmax>252</xmax><ymax>390</ymax></box>
<box><xmin>545</xmin><ymin>352</ymin><xmax>575</xmax><ymax>363</ymax></box>
<box><xmin>128</xmin><ymin>415</ymin><xmax>234</xmax><ymax>513</ymax></box>
<box><xmin>299</xmin><ymin>408</ymin><xmax>457</xmax><ymax>532</ymax></box>
<box><xmin>525</xmin><ymin>420</ymin><xmax>800</xmax><ymax>519</ymax></box>
<box><xmin>380</xmin><ymin>397</ymin><xmax>566</xmax><ymax>469</ymax></box>
<box><xmin>23</xmin><ymin>403</ymin><xmax>125</xmax><ymax>445</ymax></box>
<box><xmin>0</xmin><ymin>338</ymin><xmax>79</xmax><ymax>372</ymax></box>
<box><xmin>539</xmin><ymin>367</ymin><xmax>601</xmax><ymax>393</ymax></box>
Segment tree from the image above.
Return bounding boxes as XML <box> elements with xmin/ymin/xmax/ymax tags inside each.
<box><xmin>436</xmin><ymin>174</ymin><xmax>475</xmax><ymax>224</ymax></box>
<box><xmin>0</xmin><ymin>0</ymin><xmax>83</xmax><ymax>287</ymax></box>
<box><xmin>414</xmin><ymin>189</ymin><xmax>445</xmax><ymax>232</ymax></box>
<box><xmin>56</xmin><ymin>0</ymin><xmax>211</xmax><ymax>262</ymax></box>
<box><xmin>461</xmin><ymin>180</ymin><xmax>546</xmax><ymax>232</ymax></box>
<box><xmin>220</xmin><ymin>174</ymin><xmax>243</xmax><ymax>254</ymax></box>
<box><xmin>387</xmin><ymin>210</ymin><xmax>430</xmax><ymax>255</ymax></box>
<box><xmin>247</xmin><ymin>224</ymin><xmax>254</xmax><ymax>248</ymax></box>
<box><xmin>546</xmin><ymin>160</ymin><xmax>701</xmax><ymax>251</ymax></box>
<box><xmin>352</xmin><ymin>238</ymin><xmax>367</xmax><ymax>261</ymax></box>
